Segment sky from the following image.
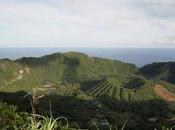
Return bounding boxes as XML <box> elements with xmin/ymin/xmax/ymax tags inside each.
<box><xmin>0</xmin><ymin>0</ymin><xmax>175</xmax><ymax>48</ymax></box>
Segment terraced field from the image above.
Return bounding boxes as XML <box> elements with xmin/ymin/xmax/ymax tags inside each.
<box><xmin>82</xmin><ymin>79</ymin><xmax>133</xmax><ymax>100</ymax></box>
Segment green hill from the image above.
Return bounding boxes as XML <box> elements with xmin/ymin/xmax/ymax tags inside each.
<box><xmin>0</xmin><ymin>52</ymin><xmax>175</xmax><ymax>130</ymax></box>
<box><xmin>0</xmin><ymin>52</ymin><xmax>169</xmax><ymax>100</ymax></box>
<box><xmin>139</xmin><ymin>62</ymin><xmax>175</xmax><ymax>84</ymax></box>
<box><xmin>0</xmin><ymin>52</ymin><xmax>137</xmax><ymax>91</ymax></box>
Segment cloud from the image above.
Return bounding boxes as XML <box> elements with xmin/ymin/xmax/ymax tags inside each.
<box><xmin>0</xmin><ymin>0</ymin><xmax>175</xmax><ymax>47</ymax></box>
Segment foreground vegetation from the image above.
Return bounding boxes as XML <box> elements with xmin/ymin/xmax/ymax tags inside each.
<box><xmin>0</xmin><ymin>91</ymin><xmax>174</xmax><ymax>130</ymax></box>
<box><xmin>0</xmin><ymin>102</ymin><xmax>174</xmax><ymax>130</ymax></box>
<box><xmin>0</xmin><ymin>101</ymin><xmax>130</xmax><ymax>130</ymax></box>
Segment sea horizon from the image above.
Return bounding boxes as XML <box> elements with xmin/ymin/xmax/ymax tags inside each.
<box><xmin>0</xmin><ymin>47</ymin><xmax>175</xmax><ymax>67</ymax></box>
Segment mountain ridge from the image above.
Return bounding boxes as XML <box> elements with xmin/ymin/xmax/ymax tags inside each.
<box><xmin>139</xmin><ymin>62</ymin><xmax>175</xmax><ymax>84</ymax></box>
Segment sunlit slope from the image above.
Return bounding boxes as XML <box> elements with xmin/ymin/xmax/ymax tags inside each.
<box><xmin>0</xmin><ymin>52</ymin><xmax>137</xmax><ymax>92</ymax></box>
<box><xmin>81</xmin><ymin>76</ymin><xmax>159</xmax><ymax>101</ymax></box>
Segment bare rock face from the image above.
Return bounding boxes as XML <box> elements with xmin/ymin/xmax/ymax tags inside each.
<box><xmin>0</xmin><ymin>64</ymin><xmax>6</xmax><ymax>70</ymax></box>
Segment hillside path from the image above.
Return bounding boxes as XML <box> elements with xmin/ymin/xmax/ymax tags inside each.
<box><xmin>154</xmin><ymin>84</ymin><xmax>175</xmax><ymax>102</ymax></box>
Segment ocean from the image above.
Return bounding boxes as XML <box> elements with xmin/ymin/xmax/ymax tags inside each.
<box><xmin>0</xmin><ymin>47</ymin><xmax>175</xmax><ymax>67</ymax></box>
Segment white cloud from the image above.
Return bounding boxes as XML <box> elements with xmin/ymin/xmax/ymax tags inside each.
<box><xmin>0</xmin><ymin>0</ymin><xmax>175</xmax><ymax>47</ymax></box>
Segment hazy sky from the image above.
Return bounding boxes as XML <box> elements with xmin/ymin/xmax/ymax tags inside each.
<box><xmin>0</xmin><ymin>0</ymin><xmax>175</xmax><ymax>47</ymax></box>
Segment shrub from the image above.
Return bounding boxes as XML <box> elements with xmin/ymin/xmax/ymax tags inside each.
<box><xmin>0</xmin><ymin>102</ymin><xmax>28</xmax><ymax>130</ymax></box>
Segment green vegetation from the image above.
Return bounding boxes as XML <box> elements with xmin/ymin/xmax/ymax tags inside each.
<box><xmin>0</xmin><ymin>101</ymin><xmax>131</xmax><ymax>130</ymax></box>
<box><xmin>139</xmin><ymin>62</ymin><xmax>175</xmax><ymax>84</ymax></box>
<box><xmin>0</xmin><ymin>102</ymin><xmax>28</xmax><ymax>129</ymax></box>
<box><xmin>0</xmin><ymin>52</ymin><xmax>175</xmax><ymax>130</ymax></box>
<box><xmin>0</xmin><ymin>102</ymin><xmax>77</xmax><ymax>130</ymax></box>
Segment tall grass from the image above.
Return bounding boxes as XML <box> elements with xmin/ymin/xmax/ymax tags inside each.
<box><xmin>154</xmin><ymin>125</ymin><xmax>175</xmax><ymax>130</ymax></box>
<box><xmin>14</xmin><ymin>114</ymin><xmax>70</xmax><ymax>130</ymax></box>
<box><xmin>12</xmin><ymin>113</ymin><xmax>128</xmax><ymax>130</ymax></box>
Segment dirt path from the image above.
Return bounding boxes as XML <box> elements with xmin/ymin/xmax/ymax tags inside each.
<box><xmin>1</xmin><ymin>69</ymin><xmax>28</xmax><ymax>87</ymax></box>
<box><xmin>154</xmin><ymin>84</ymin><xmax>175</xmax><ymax>102</ymax></box>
